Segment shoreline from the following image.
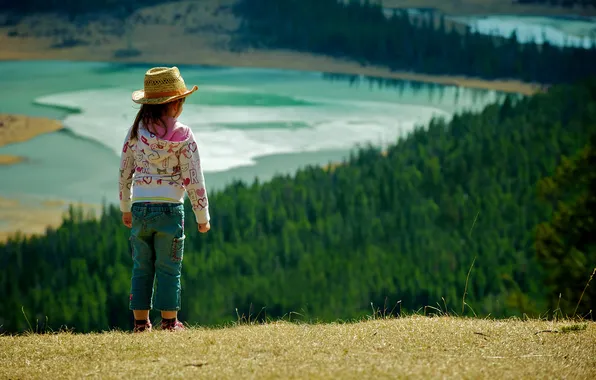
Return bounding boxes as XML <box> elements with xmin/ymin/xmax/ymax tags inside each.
<box><xmin>0</xmin><ymin>53</ymin><xmax>542</xmax><ymax>96</ymax></box>
<box><xmin>0</xmin><ymin>196</ymin><xmax>101</xmax><ymax>243</ymax></box>
<box><xmin>0</xmin><ymin>155</ymin><xmax>23</xmax><ymax>165</ymax></box>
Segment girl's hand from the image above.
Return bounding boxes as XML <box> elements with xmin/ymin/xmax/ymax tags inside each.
<box><xmin>198</xmin><ymin>222</ymin><xmax>210</xmax><ymax>233</ymax></box>
<box><xmin>122</xmin><ymin>212</ymin><xmax>132</xmax><ymax>228</ymax></box>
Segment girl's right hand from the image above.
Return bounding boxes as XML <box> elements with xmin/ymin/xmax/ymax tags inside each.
<box><xmin>198</xmin><ymin>222</ymin><xmax>210</xmax><ymax>233</ymax></box>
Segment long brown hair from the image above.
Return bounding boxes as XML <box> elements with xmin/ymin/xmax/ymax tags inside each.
<box><xmin>130</xmin><ymin>98</ymin><xmax>184</xmax><ymax>140</ymax></box>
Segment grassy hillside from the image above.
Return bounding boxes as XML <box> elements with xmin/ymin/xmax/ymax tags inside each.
<box><xmin>1</xmin><ymin>317</ymin><xmax>594</xmax><ymax>379</ymax></box>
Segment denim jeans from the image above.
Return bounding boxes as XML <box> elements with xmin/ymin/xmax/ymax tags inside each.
<box><xmin>129</xmin><ymin>203</ymin><xmax>185</xmax><ymax>311</ymax></box>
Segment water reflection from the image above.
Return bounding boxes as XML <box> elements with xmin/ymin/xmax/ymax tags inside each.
<box><xmin>321</xmin><ymin>72</ymin><xmax>512</xmax><ymax>107</ymax></box>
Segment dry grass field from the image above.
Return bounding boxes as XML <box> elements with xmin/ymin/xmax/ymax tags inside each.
<box><xmin>1</xmin><ymin>317</ymin><xmax>595</xmax><ymax>379</ymax></box>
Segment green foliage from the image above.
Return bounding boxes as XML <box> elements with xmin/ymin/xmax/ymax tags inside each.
<box><xmin>536</xmin><ymin>134</ymin><xmax>596</xmax><ymax>318</ymax></box>
<box><xmin>1</xmin><ymin>79</ymin><xmax>595</xmax><ymax>333</ymax></box>
<box><xmin>233</xmin><ymin>0</ymin><xmax>596</xmax><ymax>84</ymax></box>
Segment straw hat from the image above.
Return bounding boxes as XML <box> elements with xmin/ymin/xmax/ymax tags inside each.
<box><xmin>132</xmin><ymin>67</ymin><xmax>198</xmax><ymax>104</ymax></box>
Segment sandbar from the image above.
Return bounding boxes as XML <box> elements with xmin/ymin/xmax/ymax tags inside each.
<box><xmin>0</xmin><ymin>114</ymin><xmax>63</xmax><ymax>148</ymax></box>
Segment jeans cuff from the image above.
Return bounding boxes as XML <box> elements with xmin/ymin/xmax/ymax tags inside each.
<box><xmin>153</xmin><ymin>306</ymin><xmax>181</xmax><ymax>311</ymax></box>
<box><xmin>129</xmin><ymin>300</ymin><xmax>153</xmax><ymax>311</ymax></box>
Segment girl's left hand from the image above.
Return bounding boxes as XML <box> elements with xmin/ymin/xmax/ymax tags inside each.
<box><xmin>122</xmin><ymin>212</ymin><xmax>132</xmax><ymax>228</ymax></box>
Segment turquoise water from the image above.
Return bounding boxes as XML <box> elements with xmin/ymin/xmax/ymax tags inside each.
<box><xmin>387</xmin><ymin>9</ymin><xmax>596</xmax><ymax>48</ymax></box>
<box><xmin>0</xmin><ymin>60</ymin><xmax>508</xmax><ymax>205</ymax></box>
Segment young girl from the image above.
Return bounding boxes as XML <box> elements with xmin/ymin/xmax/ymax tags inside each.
<box><xmin>119</xmin><ymin>66</ymin><xmax>210</xmax><ymax>332</ymax></box>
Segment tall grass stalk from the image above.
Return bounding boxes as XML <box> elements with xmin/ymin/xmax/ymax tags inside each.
<box><xmin>573</xmin><ymin>267</ymin><xmax>596</xmax><ymax>318</ymax></box>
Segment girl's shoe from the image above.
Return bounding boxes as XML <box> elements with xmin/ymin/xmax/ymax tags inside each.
<box><xmin>161</xmin><ymin>318</ymin><xmax>185</xmax><ymax>331</ymax></box>
<box><xmin>133</xmin><ymin>320</ymin><xmax>152</xmax><ymax>333</ymax></box>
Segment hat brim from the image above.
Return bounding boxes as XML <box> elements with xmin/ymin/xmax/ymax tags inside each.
<box><xmin>132</xmin><ymin>85</ymin><xmax>198</xmax><ymax>105</ymax></box>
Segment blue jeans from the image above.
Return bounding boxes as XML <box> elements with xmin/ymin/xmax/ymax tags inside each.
<box><xmin>129</xmin><ymin>203</ymin><xmax>185</xmax><ymax>311</ymax></box>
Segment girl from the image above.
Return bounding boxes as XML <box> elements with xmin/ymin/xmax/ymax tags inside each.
<box><xmin>119</xmin><ymin>67</ymin><xmax>210</xmax><ymax>332</ymax></box>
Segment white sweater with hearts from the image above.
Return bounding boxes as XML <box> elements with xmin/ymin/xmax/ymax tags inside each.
<box><xmin>118</xmin><ymin>121</ymin><xmax>210</xmax><ymax>224</ymax></box>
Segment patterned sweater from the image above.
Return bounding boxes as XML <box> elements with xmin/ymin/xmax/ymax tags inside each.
<box><xmin>118</xmin><ymin>119</ymin><xmax>210</xmax><ymax>224</ymax></box>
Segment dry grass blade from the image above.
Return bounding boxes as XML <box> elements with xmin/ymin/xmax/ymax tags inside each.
<box><xmin>462</xmin><ymin>211</ymin><xmax>480</xmax><ymax>315</ymax></box>
<box><xmin>184</xmin><ymin>362</ymin><xmax>208</xmax><ymax>368</ymax></box>
<box><xmin>535</xmin><ymin>329</ymin><xmax>559</xmax><ymax>335</ymax></box>
<box><xmin>462</xmin><ymin>256</ymin><xmax>477</xmax><ymax>315</ymax></box>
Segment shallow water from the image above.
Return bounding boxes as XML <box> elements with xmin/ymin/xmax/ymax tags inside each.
<box><xmin>0</xmin><ymin>61</ymin><xmax>507</xmax><ymax>205</ymax></box>
<box><xmin>450</xmin><ymin>15</ymin><xmax>596</xmax><ymax>48</ymax></box>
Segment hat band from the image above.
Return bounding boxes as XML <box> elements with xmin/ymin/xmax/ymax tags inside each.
<box><xmin>145</xmin><ymin>88</ymin><xmax>188</xmax><ymax>99</ymax></box>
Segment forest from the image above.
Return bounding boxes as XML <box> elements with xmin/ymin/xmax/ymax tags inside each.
<box><xmin>1</xmin><ymin>79</ymin><xmax>594</xmax><ymax>333</ymax></box>
<box><xmin>233</xmin><ymin>0</ymin><xmax>596</xmax><ymax>84</ymax></box>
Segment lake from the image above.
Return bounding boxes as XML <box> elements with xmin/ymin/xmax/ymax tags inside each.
<box><xmin>0</xmin><ymin>60</ymin><xmax>508</xmax><ymax>206</ymax></box>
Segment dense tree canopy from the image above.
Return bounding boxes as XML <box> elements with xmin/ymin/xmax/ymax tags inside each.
<box><xmin>536</xmin><ymin>134</ymin><xmax>596</xmax><ymax>318</ymax></box>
